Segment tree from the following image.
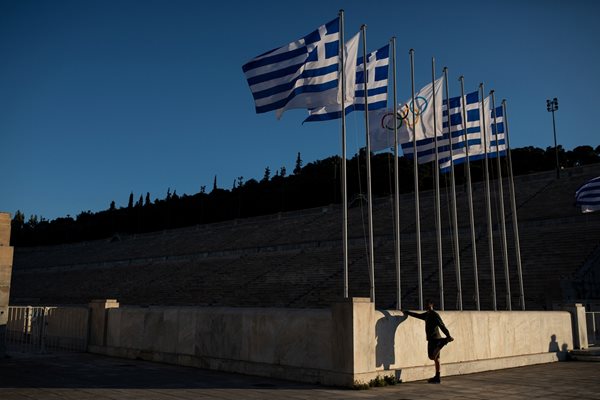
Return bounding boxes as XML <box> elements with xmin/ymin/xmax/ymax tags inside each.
<box><xmin>294</xmin><ymin>152</ymin><xmax>303</xmax><ymax>175</ymax></box>
<box><xmin>280</xmin><ymin>166</ymin><xmax>287</xmax><ymax>178</ymax></box>
<box><xmin>262</xmin><ymin>166</ymin><xmax>271</xmax><ymax>183</ymax></box>
<box><xmin>136</xmin><ymin>195</ymin><xmax>144</xmax><ymax>208</ymax></box>
<box><xmin>166</xmin><ymin>188</ymin><xmax>172</xmax><ymax>201</ymax></box>
<box><xmin>128</xmin><ymin>192</ymin><xmax>134</xmax><ymax>209</ymax></box>
<box><xmin>570</xmin><ymin>145</ymin><xmax>598</xmax><ymax>166</ymax></box>
<box><xmin>200</xmin><ymin>185</ymin><xmax>206</xmax><ymax>194</ymax></box>
<box><xmin>213</xmin><ymin>175</ymin><xmax>218</xmax><ymax>192</ymax></box>
<box><xmin>27</xmin><ymin>214</ymin><xmax>39</xmax><ymax>228</ymax></box>
<box><xmin>109</xmin><ymin>201</ymin><xmax>116</xmax><ymax>211</ymax></box>
<box><xmin>145</xmin><ymin>192</ymin><xmax>151</xmax><ymax>207</ymax></box>
<box><xmin>237</xmin><ymin>176</ymin><xmax>244</xmax><ymax>187</ymax></box>
<box><xmin>12</xmin><ymin>210</ymin><xmax>25</xmax><ymax>229</ymax></box>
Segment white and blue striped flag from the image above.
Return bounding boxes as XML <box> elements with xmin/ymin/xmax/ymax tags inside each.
<box><xmin>467</xmin><ymin>96</ymin><xmax>507</xmax><ymax>163</ymax></box>
<box><xmin>575</xmin><ymin>176</ymin><xmax>600</xmax><ymax>213</ymax></box>
<box><xmin>438</xmin><ymin>90</ymin><xmax>483</xmax><ymax>172</ymax></box>
<box><xmin>368</xmin><ymin>76</ymin><xmax>443</xmax><ymax>153</ymax></box>
<box><xmin>304</xmin><ymin>43</ymin><xmax>390</xmax><ymax>122</ymax></box>
<box><xmin>243</xmin><ymin>18</ymin><xmax>353</xmax><ymax>119</ymax></box>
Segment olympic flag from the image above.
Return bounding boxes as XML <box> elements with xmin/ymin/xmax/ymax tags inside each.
<box><xmin>368</xmin><ymin>76</ymin><xmax>443</xmax><ymax>154</ymax></box>
<box><xmin>242</xmin><ymin>18</ymin><xmax>352</xmax><ymax>119</ymax></box>
<box><xmin>575</xmin><ymin>176</ymin><xmax>600</xmax><ymax>213</ymax></box>
<box><xmin>304</xmin><ymin>42</ymin><xmax>389</xmax><ymax>122</ymax></box>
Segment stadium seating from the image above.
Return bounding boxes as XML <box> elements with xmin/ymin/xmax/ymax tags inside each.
<box><xmin>10</xmin><ymin>164</ymin><xmax>600</xmax><ymax>310</ymax></box>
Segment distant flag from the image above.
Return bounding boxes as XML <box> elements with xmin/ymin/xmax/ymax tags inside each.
<box><xmin>467</xmin><ymin>96</ymin><xmax>507</xmax><ymax>162</ymax></box>
<box><xmin>487</xmin><ymin>99</ymin><xmax>507</xmax><ymax>156</ymax></box>
<box><xmin>368</xmin><ymin>107</ymin><xmax>396</xmax><ymax>151</ymax></box>
<box><xmin>242</xmin><ymin>18</ymin><xmax>353</xmax><ymax>119</ymax></box>
<box><xmin>575</xmin><ymin>176</ymin><xmax>600</xmax><ymax>213</ymax></box>
<box><xmin>304</xmin><ymin>42</ymin><xmax>389</xmax><ymax>122</ymax></box>
<box><xmin>367</xmin><ymin>76</ymin><xmax>443</xmax><ymax>153</ymax></box>
<box><xmin>438</xmin><ymin>90</ymin><xmax>483</xmax><ymax>172</ymax></box>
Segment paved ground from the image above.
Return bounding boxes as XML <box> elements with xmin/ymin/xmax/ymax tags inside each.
<box><xmin>1</xmin><ymin>352</ymin><xmax>599</xmax><ymax>400</ymax></box>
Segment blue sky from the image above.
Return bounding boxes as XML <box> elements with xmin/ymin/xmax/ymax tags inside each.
<box><xmin>1</xmin><ymin>0</ymin><xmax>599</xmax><ymax>221</ymax></box>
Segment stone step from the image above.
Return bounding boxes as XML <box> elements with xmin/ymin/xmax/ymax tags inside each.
<box><xmin>570</xmin><ymin>347</ymin><xmax>600</xmax><ymax>361</ymax></box>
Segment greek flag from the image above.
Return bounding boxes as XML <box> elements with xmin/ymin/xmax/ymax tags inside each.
<box><xmin>575</xmin><ymin>176</ymin><xmax>600</xmax><ymax>213</ymax></box>
<box><xmin>438</xmin><ymin>90</ymin><xmax>483</xmax><ymax>172</ymax></box>
<box><xmin>467</xmin><ymin>97</ymin><xmax>507</xmax><ymax>162</ymax></box>
<box><xmin>488</xmin><ymin>100</ymin><xmax>507</xmax><ymax>157</ymax></box>
<box><xmin>243</xmin><ymin>18</ymin><xmax>347</xmax><ymax>119</ymax></box>
<box><xmin>304</xmin><ymin>42</ymin><xmax>389</xmax><ymax>122</ymax></box>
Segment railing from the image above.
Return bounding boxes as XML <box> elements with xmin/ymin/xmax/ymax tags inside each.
<box><xmin>586</xmin><ymin>311</ymin><xmax>600</xmax><ymax>346</ymax></box>
<box><xmin>6</xmin><ymin>306</ymin><xmax>89</xmax><ymax>353</ymax></box>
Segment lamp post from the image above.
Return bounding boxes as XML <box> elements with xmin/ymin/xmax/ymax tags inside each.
<box><xmin>546</xmin><ymin>97</ymin><xmax>559</xmax><ymax>179</ymax></box>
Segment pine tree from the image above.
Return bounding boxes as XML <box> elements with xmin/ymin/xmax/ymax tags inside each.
<box><xmin>294</xmin><ymin>152</ymin><xmax>303</xmax><ymax>175</ymax></box>
<box><xmin>213</xmin><ymin>175</ymin><xmax>218</xmax><ymax>192</ymax></box>
<box><xmin>145</xmin><ymin>193</ymin><xmax>151</xmax><ymax>206</ymax></box>
<box><xmin>280</xmin><ymin>166</ymin><xmax>287</xmax><ymax>178</ymax></box>
<box><xmin>136</xmin><ymin>195</ymin><xmax>143</xmax><ymax>208</ymax></box>
<box><xmin>109</xmin><ymin>201</ymin><xmax>116</xmax><ymax>211</ymax></box>
<box><xmin>262</xmin><ymin>166</ymin><xmax>271</xmax><ymax>182</ymax></box>
<box><xmin>13</xmin><ymin>210</ymin><xmax>25</xmax><ymax>229</ymax></box>
<box><xmin>128</xmin><ymin>192</ymin><xmax>134</xmax><ymax>208</ymax></box>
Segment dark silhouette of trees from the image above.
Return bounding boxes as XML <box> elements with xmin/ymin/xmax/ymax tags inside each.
<box><xmin>9</xmin><ymin>144</ymin><xmax>600</xmax><ymax>247</ymax></box>
<box><xmin>294</xmin><ymin>152</ymin><xmax>303</xmax><ymax>175</ymax></box>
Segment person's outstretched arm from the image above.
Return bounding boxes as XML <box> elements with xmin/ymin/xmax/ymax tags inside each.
<box><xmin>402</xmin><ymin>310</ymin><xmax>427</xmax><ymax>321</ymax></box>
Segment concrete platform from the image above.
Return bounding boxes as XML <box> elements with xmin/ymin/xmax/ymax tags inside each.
<box><xmin>1</xmin><ymin>352</ymin><xmax>600</xmax><ymax>400</ymax></box>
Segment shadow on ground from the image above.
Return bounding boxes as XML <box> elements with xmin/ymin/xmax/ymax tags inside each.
<box><xmin>0</xmin><ymin>352</ymin><xmax>323</xmax><ymax>390</ymax></box>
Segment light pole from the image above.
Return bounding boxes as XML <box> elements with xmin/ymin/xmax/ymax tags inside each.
<box><xmin>546</xmin><ymin>97</ymin><xmax>559</xmax><ymax>179</ymax></box>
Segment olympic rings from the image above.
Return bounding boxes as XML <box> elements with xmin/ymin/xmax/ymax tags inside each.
<box><xmin>381</xmin><ymin>112</ymin><xmax>402</xmax><ymax>130</ymax></box>
<box><xmin>380</xmin><ymin>96</ymin><xmax>429</xmax><ymax>131</ymax></box>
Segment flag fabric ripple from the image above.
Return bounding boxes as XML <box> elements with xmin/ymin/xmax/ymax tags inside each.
<box><xmin>243</xmin><ymin>18</ymin><xmax>348</xmax><ymax>119</ymax></box>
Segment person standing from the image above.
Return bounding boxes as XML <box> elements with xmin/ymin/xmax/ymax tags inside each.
<box><xmin>403</xmin><ymin>299</ymin><xmax>454</xmax><ymax>383</ymax></box>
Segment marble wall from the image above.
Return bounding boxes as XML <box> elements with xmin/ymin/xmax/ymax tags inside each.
<box><xmin>87</xmin><ymin>298</ymin><xmax>579</xmax><ymax>386</ymax></box>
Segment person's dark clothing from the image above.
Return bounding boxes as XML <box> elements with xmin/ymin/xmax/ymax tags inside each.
<box><xmin>404</xmin><ymin>310</ymin><xmax>451</xmax><ymax>341</ymax></box>
<box><xmin>427</xmin><ymin>337</ymin><xmax>451</xmax><ymax>359</ymax></box>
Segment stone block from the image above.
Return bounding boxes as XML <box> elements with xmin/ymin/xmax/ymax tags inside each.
<box><xmin>176</xmin><ymin>308</ymin><xmax>197</xmax><ymax>355</ymax></box>
<box><xmin>562</xmin><ymin>303</ymin><xmax>588</xmax><ymax>349</ymax></box>
<box><xmin>0</xmin><ymin>213</ymin><xmax>10</xmax><ymax>247</ymax></box>
<box><xmin>88</xmin><ymin>299</ymin><xmax>119</xmax><ymax>347</ymax></box>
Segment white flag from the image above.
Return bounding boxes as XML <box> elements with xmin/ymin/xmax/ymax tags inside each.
<box><xmin>368</xmin><ymin>76</ymin><xmax>444</xmax><ymax>154</ymax></box>
<box><xmin>399</xmin><ymin>77</ymin><xmax>444</xmax><ymax>144</ymax></box>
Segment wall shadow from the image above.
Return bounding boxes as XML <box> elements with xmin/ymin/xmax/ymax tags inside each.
<box><xmin>375</xmin><ymin>310</ymin><xmax>407</xmax><ymax>370</ymax></box>
<box><xmin>548</xmin><ymin>334</ymin><xmax>569</xmax><ymax>361</ymax></box>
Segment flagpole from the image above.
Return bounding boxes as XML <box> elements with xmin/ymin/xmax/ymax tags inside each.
<box><xmin>503</xmin><ymin>99</ymin><xmax>525</xmax><ymax>310</ymax></box>
<box><xmin>392</xmin><ymin>37</ymin><xmax>402</xmax><ymax>310</ymax></box>
<box><xmin>443</xmin><ymin>67</ymin><xmax>462</xmax><ymax>310</ymax></box>
<box><xmin>432</xmin><ymin>57</ymin><xmax>444</xmax><ymax>310</ymax></box>
<box><xmin>409</xmin><ymin>49</ymin><xmax>423</xmax><ymax>310</ymax></box>
<box><xmin>480</xmin><ymin>83</ymin><xmax>497</xmax><ymax>311</ymax></box>
<box><xmin>459</xmin><ymin>75</ymin><xmax>475</xmax><ymax>311</ymax></box>
<box><xmin>361</xmin><ymin>25</ymin><xmax>376</xmax><ymax>304</ymax></box>
<box><xmin>490</xmin><ymin>90</ymin><xmax>511</xmax><ymax>310</ymax></box>
<box><xmin>339</xmin><ymin>9</ymin><xmax>349</xmax><ymax>299</ymax></box>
